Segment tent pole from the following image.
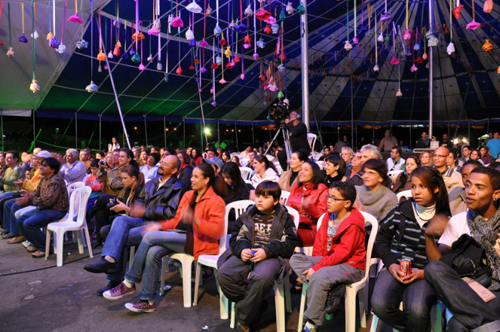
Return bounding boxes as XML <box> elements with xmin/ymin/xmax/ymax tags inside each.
<box><xmin>164</xmin><ymin>117</ymin><xmax>167</xmax><ymax>148</ymax></box>
<box><xmin>251</xmin><ymin>122</ymin><xmax>254</xmax><ymax>146</ymax></box>
<box><xmin>351</xmin><ymin>77</ymin><xmax>354</xmax><ymax>149</ymax></box>
<box><xmin>218</xmin><ymin>120</ymin><xmax>220</xmax><ymax>146</ymax></box>
<box><xmin>235</xmin><ymin>122</ymin><xmax>239</xmax><ymax>152</ymax></box>
<box><xmin>1</xmin><ymin>111</ymin><xmax>3</xmax><ymax>150</ymax></box>
<box><xmin>468</xmin><ymin>120</ymin><xmax>470</xmax><ymax>143</ymax></box>
<box><xmin>409</xmin><ymin>124</ymin><xmax>411</xmax><ymax>149</ymax></box>
<box><xmin>101</xmin><ymin>46</ymin><xmax>131</xmax><ymax>149</ymax></box>
<box><xmin>99</xmin><ymin>115</ymin><xmax>102</xmax><ymax>152</ymax></box>
<box><xmin>33</xmin><ymin>110</ymin><xmax>36</xmax><ymax>144</ymax></box>
<box><xmin>301</xmin><ymin>0</ymin><xmax>310</xmax><ymax>129</ymax></box>
<box><xmin>355</xmin><ymin>121</ymin><xmax>358</xmax><ymax>150</ymax></box>
<box><xmin>183</xmin><ymin>119</ymin><xmax>186</xmax><ymax>149</ymax></box>
<box><xmin>75</xmin><ymin>113</ymin><xmax>78</xmax><ymax>149</ymax></box>
<box><xmin>144</xmin><ymin>115</ymin><xmax>148</xmax><ymax>147</ymax></box>
<box><xmin>428</xmin><ymin>0</ymin><xmax>434</xmax><ymax>141</ymax></box>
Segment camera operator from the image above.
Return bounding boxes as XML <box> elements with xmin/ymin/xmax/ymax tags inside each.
<box><xmin>285</xmin><ymin>111</ymin><xmax>311</xmax><ymax>157</ymax></box>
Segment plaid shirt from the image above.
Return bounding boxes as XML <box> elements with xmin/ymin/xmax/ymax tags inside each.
<box><xmin>28</xmin><ymin>173</ymin><xmax>69</xmax><ymax>213</ymax></box>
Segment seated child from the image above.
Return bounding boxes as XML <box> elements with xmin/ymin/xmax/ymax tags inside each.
<box><xmin>217</xmin><ymin>181</ymin><xmax>298</xmax><ymax>332</ymax></box>
<box><xmin>85</xmin><ymin>159</ymin><xmax>103</xmax><ymax>212</ymax></box>
<box><xmin>290</xmin><ymin>181</ymin><xmax>366</xmax><ymax>332</ymax></box>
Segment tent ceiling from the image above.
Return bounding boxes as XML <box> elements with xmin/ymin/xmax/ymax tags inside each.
<box><xmin>1</xmin><ymin>0</ymin><xmax>500</xmax><ymax>124</ymax></box>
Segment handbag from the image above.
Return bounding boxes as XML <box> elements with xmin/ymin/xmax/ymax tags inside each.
<box><xmin>440</xmin><ymin>234</ymin><xmax>492</xmax><ymax>287</ymax></box>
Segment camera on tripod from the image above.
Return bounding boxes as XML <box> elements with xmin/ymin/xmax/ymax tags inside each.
<box><xmin>267</xmin><ymin>102</ymin><xmax>290</xmax><ymax>128</ymax></box>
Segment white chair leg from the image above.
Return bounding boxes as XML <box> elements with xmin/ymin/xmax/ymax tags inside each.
<box><xmin>55</xmin><ymin>230</ymin><xmax>65</xmax><ymax>267</ymax></box>
<box><xmin>193</xmin><ymin>262</ymin><xmax>202</xmax><ymax>306</ymax></box>
<box><xmin>344</xmin><ymin>289</ymin><xmax>357</xmax><ymax>332</ymax></box>
<box><xmin>180</xmin><ymin>256</ymin><xmax>193</xmax><ymax>308</ymax></box>
<box><xmin>369</xmin><ymin>313</ymin><xmax>380</xmax><ymax>332</ymax></box>
<box><xmin>230</xmin><ymin>302</ymin><xmax>236</xmax><ymax>329</ymax></box>
<box><xmin>83</xmin><ymin>225</ymin><xmax>93</xmax><ymax>258</ymax></box>
<box><xmin>160</xmin><ymin>256</ymin><xmax>169</xmax><ymax>296</ymax></box>
<box><xmin>284</xmin><ymin>275</ymin><xmax>291</xmax><ymax>313</ymax></box>
<box><xmin>297</xmin><ymin>283</ymin><xmax>308</xmax><ymax>331</ymax></box>
<box><xmin>274</xmin><ymin>281</ymin><xmax>286</xmax><ymax>332</ymax></box>
<box><xmin>359</xmin><ymin>288</ymin><xmax>367</xmax><ymax>328</ymax></box>
<box><xmin>76</xmin><ymin>229</ymin><xmax>84</xmax><ymax>254</ymax></box>
<box><xmin>45</xmin><ymin>229</ymin><xmax>51</xmax><ymax>260</ymax></box>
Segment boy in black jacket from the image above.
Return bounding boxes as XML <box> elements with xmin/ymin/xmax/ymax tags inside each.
<box><xmin>218</xmin><ymin>181</ymin><xmax>298</xmax><ymax>332</ymax></box>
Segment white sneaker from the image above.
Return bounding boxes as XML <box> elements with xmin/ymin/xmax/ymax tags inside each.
<box><xmin>22</xmin><ymin>240</ymin><xmax>32</xmax><ymax>248</ymax></box>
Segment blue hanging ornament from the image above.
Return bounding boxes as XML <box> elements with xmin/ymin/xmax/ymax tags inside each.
<box><xmin>131</xmin><ymin>53</ymin><xmax>141</xmax><ymax>63</ymax></box>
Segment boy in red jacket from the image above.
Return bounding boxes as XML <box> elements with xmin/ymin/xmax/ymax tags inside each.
<box><xmin>290</xmin><ymin>181</ymin><xmax>366</xmax><ymax>332</ymax></box>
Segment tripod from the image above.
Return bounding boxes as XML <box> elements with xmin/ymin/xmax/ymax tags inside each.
<box><xmin>265</xmin><ymin>121</ymin><xmax>293</xmax><ymax>170</ymax></box>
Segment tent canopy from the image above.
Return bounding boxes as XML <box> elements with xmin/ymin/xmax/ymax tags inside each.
<box><xmin>1</xmin><ymin>0</ymin><xmax>500</xmax><ymax>125</ymax></box>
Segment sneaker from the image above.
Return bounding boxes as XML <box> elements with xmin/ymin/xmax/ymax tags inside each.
<box><xmin>84</xmin><ymin>258</ymin><xmax>117</xmax><ymax>274</ymax></box>
<box><xmin>97</xmin><ymin>281</ymin><xmax>121</xmax><ymax>296</ymax></box>
<box><xmin>324</xmin><ymin>285</ymin><xmax>346</xmax><ymax>314</ymax></box>
<box><xmin>302</xmin><ymin>321</ymin><xmax>317</xmax><ymax>332</ymax></box>
<box><xmin>22</xmin><ymin>240</ymin><xmax>32</xmax><ymax>248</ymax></box>
<box><xmin>124</xmin><ymin>300</ymin><xmax>156</xmax><ymax>313</ymax></box>
<box><xmin>103</xmin><ymin>282</ymin><xmax>135</xmax><ymax>300</ymax></box>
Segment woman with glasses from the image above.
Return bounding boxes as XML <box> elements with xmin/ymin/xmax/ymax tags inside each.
<box><xmin>353</xmin><ymin>159</ymin><xmax>398</xmax><ymax>222</ymax></box>
<box><xmin>372</xmin><ymin>167</ymin><xmax>451</xmax><ymax>332</ymax></box>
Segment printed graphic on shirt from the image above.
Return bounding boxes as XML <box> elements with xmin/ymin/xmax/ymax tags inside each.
<box><xmin>254</xmin><ymin>212</ymin><xmax>274</xmax><ymax>248</ymax></box>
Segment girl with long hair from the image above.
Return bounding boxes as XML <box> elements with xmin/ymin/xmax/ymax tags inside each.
<box><xmin>372</xmin><ymin>166</ymin><xmax>451</xmax><ymax>332</ymax></box>
<box><xmin>278</xmin><ymin>151</ymin><xmax>307</xmax><ymax>191</ymax></box>
<box><xmin>250</xmin><ymin>155</ymin><xmax>280</xmax><ymax>188</ymax></box>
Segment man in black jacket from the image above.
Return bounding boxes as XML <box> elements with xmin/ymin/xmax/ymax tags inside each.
<box><xmin>84</xmin><ymin>155</ymin><xmax>184</xmax><ymax>294</ymax></box>
<box><xmin>286</xmin><ymin>110</ymin><xmax>311</xmax><ymax>157</ymax></box>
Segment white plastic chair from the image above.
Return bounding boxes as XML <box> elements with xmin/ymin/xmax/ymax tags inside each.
<box><xmin>307</xmin><ymin>133</ymin><xmax>317</xmax><ymax>152</ymax></box>
<box><xmin>387</xmin><ymin>170</ymin><xmax>404</xmax><ymax>184</ymax></box>
<box><xmin>297</xmin><ymin>211</ymin><xmax>379</xmax><ymax>332</ymax></box>
<box><xmin>239</xmin><ymin>167</ymin><xmax>253</xmax><ymax>181</ymax></box>
<box><xmin>280</xmin><ymin>191</ymin><xmax>291</xmax><ymax>205</ymax></box>
<box><xmin>273</xmin><ymin>161</ymin><xmax>284</xmax><ymax>175</ymax></box>
<box><xmin>316</xmin><ymin>161</ymin><xmax>324</xmax><ymax>170</ymax></box>
<box><xmin>193</xmin><ymin>200</ymin><xmax>255</xmax><ymax>319</ymax></box>
<box><xmin>45</xmin><ymin>186</ymin><xmax>93</xmax><ymax>267</ymax></box>
<box><xmin>397</xmin><ymin>190</ymin><xmax>412</xmax><ymax>202</ymax></box>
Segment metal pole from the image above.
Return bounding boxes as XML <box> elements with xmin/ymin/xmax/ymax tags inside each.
<box><xmin>428</xmin><ymin>0</ymin><xmax>434</xmax><ymax>141</ymax></box>
<box><xmin>351</xmin><ymin>77</ymin><xmax>354</xmax><ymax>149</ymax></box>
<box><xmin>75</xmin><ymin>113</ymin><xmax>78</xmax><ymax>149</ymax></box>
<box><xmin>355</xmin><ymin>121</ymin><xmax>358</xmax><ymax>150</ymax></box>
<box><xmin>200</xmin><ymin>123</ymin><xmax>203</xmax><ymax>149</ymax></box>
<box><xmin>1</xmin><ymin>111</ymin><xmax>3</xmax><ymax>150</ymax></box>
<box><xmin>409</xmin><ymin>125</ymin><xmax>412</xmax><ymax>149</ymax></box>
<box><xmin>251</xmin><ymin>122</ymin><xmax>255</xmax><ymax>146</ymax></box>
<box><xmin>301</xmin><ymin>0</ymin><xmax>309</xmax><ymax>129</ymax></box>
<box><xmin>164</xmin><ymin>117</ymin><xmax>167</xmax><ymax>148</ymax></box>
<box><xmin>235</xmin><ymin>122</ymin><xmax>239</xmax><ymax>151</ymax></box>
<box><xmin>99</xmin><ymin>115</ymin><xmax>102</xmax><ymax>151</ymax></box>
<box><xmin>33</xmin><ymin>110</ymin><xmax>36</xmax><ymax>144</ymax></box>
<box><xmin>143</xmin><ymin>115</ymin><xmax>148</xmax><ymax>146</ymax></box>
<box><xmin>468</xmin><ymin>120</ymin><xmax>470</xmax><ymax>144</ymax></box>
<box><xmin>183</xmin><ymin>119</ymin><xmax>186</xmax><ymax>149</ymax></box>
<box><xmin>218</xmin><ymin>120</ymin><xmax>220</xmax><ymax>146</ymax></box>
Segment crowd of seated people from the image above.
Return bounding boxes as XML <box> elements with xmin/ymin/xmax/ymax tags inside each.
<box><xmin>3</xmin><ymin>136</ymin><xmax>500</xmax><ymax>332</ymax></box>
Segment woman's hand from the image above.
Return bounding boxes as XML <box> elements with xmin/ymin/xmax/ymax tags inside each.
<box><xmin>401</xmin><ymin>269</ymin><xmax>425</xmax><ymax>284</ymax></box>
<box><xmin>249</xmin><ymin>248</ymin><xmax>267</xmax><ymax>263</ymax></box>
<box><xmin>181</xmin><ymin>207</ymin><xmax>200</xmax><ymax>226</ymax></box>
<box><xmin>388</xmin><ymin>263</ymin><xmax>404</xmax><ymax>283</ymax></box>
<box><xmin>141</xmin><ymin>222</ymin><xmax>162</xmax><ymax>236</ymax></box>
<box><xmin>110</xmin><ymin>199</ymin><xmax>128</xmax><ymax>213</ymax></box>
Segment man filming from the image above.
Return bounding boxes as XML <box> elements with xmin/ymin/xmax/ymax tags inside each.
<box><xmin>285</xmin><ymin>110</ymin><xmax>311</xmax><ymax>157</ymax></box>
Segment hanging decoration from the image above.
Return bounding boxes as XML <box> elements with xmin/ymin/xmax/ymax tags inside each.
<box><xmin>466</xmin><ymin>0</ymin><xmax>480</xmax><ymax>30</ymax></box>
<box><xmin>286</xmin><ymin>2</ymin><xmax>293</xmax><ymax>14</ymax></box>
<box><xmin>138</xmin><ymin>24</ymin><xmax>146</xmax><ymax>70</ymax></box>
<box><xmin>186</xmin><ymin>0</ymin><xmax>202</xmax><ymax>13</ymax></box>
<box><xmin>381</xmin><ymin>0</ymin><xmax>391</xmax><ymax>21</ymax></box>
<box><xmin>373</xmin><ymin>10</ymin><xmax>379</xmax><ymax>71</ymax></box>
<box><xmin>172</xmin><ymin>0</ymin><xmax>184</xmax><ymax>28</ymax></box>
<box><xmin>422</xmin><ymin>27</ymin><xmax>428</xmax><ymax>60</ymax></box>
<box><xmin>482</xmin><ymin>39</ymin><xmax>493</xmax><ymax>52</ymax></box>
<box><xmin>453</xmin><ymin>4</ymin><xmax>464</xmax><ymax>19</ymax></box>
<box><xmin>86</xmin><ymin>0</ymin><xmax>98</xmax><ymax>92</ymax></box>
<box><xmin>49</xmin><ymin>0</ymin><xmax>60</xmax><ymax>49</ymax></box>
<box><xmin>68</xmin><ymin>0</ymin><xmax>83</xmax><ymax>23</ymax></box>
<box><xmin>29</xmin><ymin>0</ymin><xmax>40</xmax><ymax>93</ymax></box>
<box><xmin>6</xmin><ymin>2</ymin><xmax>14</xmax><ymax>56</ymax></box>
<box><xmin>19</xmin><ymin>3</ymin><xmax>28</xmax><ymax>43</ymax></box>
<box><xmin>353</xmin><ymin>0</ymin><xmax>358</xmax><ymax>43</ymax></box>
<box><xmin>296</xmin><ymin>2</ymin><xmax>305</xmax><ymax>15</ymax></box>
<box><xmin>403</xmin><ymin>0</ymin><xmax>410</xmax><ymax>40</ymax></box>
<box><xmin>148</xmin><ymin>0</ymin><xmax>161</xmax><ymax>35</ymax></box>
<box><xmin>31</xmin><ymin>2</ymin><xmax>39</xmax><ymax>40</ymax></box>
<box><xmin>447</xmin><ymin>0</ymin><xmax>454</xmax><ymax>55</ymax></box>
<box><xmin>483</xmin><ymin>0</ymin><xmax>493</xmax><ymax>13</ymax></box>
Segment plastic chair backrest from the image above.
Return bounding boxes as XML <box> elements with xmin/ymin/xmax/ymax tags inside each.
<box><xmin>397</xmin><ymin>190</ymin><xmax>412</xmax><ymax>202</ymax></box>
<box><xmin>67</xmin><ymin>181</ymin><xmax>85</xmax><ymax>196</ymax></box>
<box><xmin>359</xmin><ymin>211</ymin><xmax>379</xmax><ymax>278</ymax></box>
<box><xmin>66</xmin><ymin>186</ymin><xmax>92</xmax><ymax>227</ymax></box>
<box><xmin>316</xmin><ymin>161</ymin><xmax>324</xmax><ymax>170</ymax></box>
<box><xmin>223</xmin><ymin>200</ymin><xmax>255</xmax><ymax>250</ymax></box>
<box><xmin>284</xmin><ymin>205</ymin><xmax>300</xmax><ymax>229</ymax></box>
<box><xmin>239</xmin><ymin>167</ymin><xmax>253</xmax><ymax>181</ymax></box>
<box><xmin>280</xmin><ymin>191</ymin><xmax>291</xmax><ymax>205</ymax></box>
<box><xmin>307</xmin><ymin>133</ymin><xmax>317</xmax><ymax>152</ymax></box>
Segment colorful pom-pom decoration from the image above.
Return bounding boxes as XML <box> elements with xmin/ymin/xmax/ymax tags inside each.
<box><xmin>30</xmin><ymin>80</ymin><xmax>40</xmax><ymax>93</ymax></box>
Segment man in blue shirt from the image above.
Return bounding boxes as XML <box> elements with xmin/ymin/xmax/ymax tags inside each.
<box><xmin>486</xmin><ymin>131</ymin><xmax>500</xmax><ymax>160</ymax></box>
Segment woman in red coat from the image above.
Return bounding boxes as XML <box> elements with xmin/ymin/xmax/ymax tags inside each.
<box><xmin>286</xmin><ymin>161</ymin><xmax>328</xmax><ymax>246</ymax></box>
<box><xmin>102</xmin><ymin>163</ymin><xmax>226</xmax><ymax>312</ymax></box>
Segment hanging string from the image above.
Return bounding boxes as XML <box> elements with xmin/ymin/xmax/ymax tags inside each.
<box><xmin>98</xmin><ymin>0</ymin><xmax>103</xmax><ymax>52</ymax></box>
<box><xmin>449</xmin><ymin>0</ymin><xmax>452</xmax><ymax>41</ymax></box>
<box><xmin>405</xmin><ymin>0</ymin><xmax>408</xmax><ymax>29</ymax></box>
<box><xmin>52</xmin><ymin>0</ymin><xmax>56</xmax><ymax>36</ymax></box>
<box><xmin>472</xmin><ymin>0</ymin><xmax>475</xmax><ymax>21</ymax></box>
<box><xmin>60</xmin><ymin>0</ymin><xmax>67</xmax><ymax>43</ymax></box>
<box><xmin>346</xmin><ymin>0</ymin><xmax>350</xmax><ymax>41</ymax></box>
<box><xmin>0</xmin><ymin>0</ymin><xmax>4</xmax><ymax>21</ymax></box>
<box><xmin>48</xmin><ymin>0</ymin><xmax>51</xmax><ymax>35</ymax></box>
<box><xmin>21</xmin><ymin>2</ymin><xmax>25</xmax><ymax>35</ymax></box>
<box><xmin>374</xmin><ymin>9</ymin><xmax>378</xmax><ymax>66</ymax></box>
<box><xmin>109</xmin><ymin>17</ymin><xmax>113</xmax><ymax>53</ymax></box>
<box><xmin>32</xmin><ymin>1</ymin><xmax>36</xmax><ymax>80</ymax></box>
<box><xmin>90</xmin><ymin>0</ymin><xmax>94</xmax><ymax>79</ymax></box>
<box><xmin>157</xmin><ymin>0</ymin><xmax>161</xmax><ymax>64</ymax></box>
<box><xmin>353</xmin><ymin>0</ymin><xmax>357</xmax><ymax>37</ymax></box>
<box><xmin>7</xmin><ymin>2</ymin><xmax>11</xmax><ymax>46</ymax></box>
<box><xmin>253</xmin><ymin>0</ymin><xmax>256</xmax><ymax>56</ymax></box>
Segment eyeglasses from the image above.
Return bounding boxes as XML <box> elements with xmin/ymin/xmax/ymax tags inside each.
<box><xmin>354</xmin><ymin>155</ymin><xmax>362</xmax><ymax>159</ymax></box>
<box><xmin>326</xmin><ymin>195</ymin><xmax>348</xmax><ymax>202</ymax></box>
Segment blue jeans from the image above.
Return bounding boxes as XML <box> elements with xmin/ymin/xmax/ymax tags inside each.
<box><xmin>3</xmin><ymin>200</ymin><xmax>25</xmax><ymax>236</ymax></box>
<box><xmin>425</xmin><ymin>260</ymin><xmax>500</xmax><ymax>332</ymax></box>
<box><xmin>125</xmin><ymin>231</ymin><xmax>186</xmax><ymax>301</ymax></box>
<box><xmin>17</xmin><ymin>209</ymin><xmax>67</xmax><ymax>251</ymax></box>
<box><xmin>371</xmin><ymin>269</ymin><xmax>437</xmax><ymax>332</ymax></box>
<box><xmin>101</xmin><ymin>215</ymin><xmax>145</xmax><ymax>282</ymax></box>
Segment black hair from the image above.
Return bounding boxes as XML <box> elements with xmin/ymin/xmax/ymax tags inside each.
<box><xmin>42</xmin><ymin>157</ymin><xmax>61</xmax><ymax>174</ymax></box>
<box><xmin>90</xmin><ymin>159</ymin><xmax>100</xmax><ymax>167</ymax></box>
<box><xmin>329</xmin><ymin>181</ymin><xmax>356</xmax><ymax>210</ymax></box>
<box><xmin>292</xmin><ymin>151</ymin><xmax>308</xmax><ymax>162</ymax></box>
<box><xmin>488</xmin><ymin>162</ymin><xmax>500</xmax><ymax>170</ymax></box>
<box><xmin>324</xmin><ymin>155</ymin><xmax>347</xmax><ymax>177</ymax></box>
<box><xmin>121</xmin><ymin>165</ymin><xmax>145</xmax><ymax>199</ymax></box>
<box><xmin>463</xmin><ymin>159</ymin><xmax>483</xmax><ymax>169</ymax></box>
<box><xmin>192</xmin><ymin>148</ymin><xmax>202</xmax><ymax>159</ymax></box>
<box><xmin>406</xmin><ymin>154</ymin><xmax>421</xmax><ymax>168</ymax></box>
<box><xmin>150</xmin><ymin>152</ymin><xmax>161</xmax><ymax>165</ymax></box>
<box><xmin>6</xmin><ymin>150</ymin><xmax>19</xmax><ymax>160</ymax></box>
<box><xmin>411</xmin><ymin>167</ymin><xmax>451</xmax><ymax>215</ymax></box>
<box><xmin>299</xmin><ymin>161</ymin><xmax>324</xmax><ymax>189</ymax></box>
<box><xmin>254</xmin><ymin>155</ymin><xmax>279</xmax><ymax>174</ymax></box>
<box><xmin>391</xmin><ymin>146</ymin><xmax>402</xmax><ymax>155</ymax></box>
<box><xmin>119</xmin><ymin>148</ymin><xmax>139</xmax><ymax>169</ymax></box>
<box><xmin>220</xmin><ymin>162</ymin><xmax>243</xmax><ymax>200</ymax></box>
<box><xmin>195</xmin><ymin>163</ymin><xmax>227</xmax><ymax>197</ymax></box>
<box><xmin>362</xmin><ymin>159</ymin><xmax>391</xmax><ymax>188</ymax></box>
<box><xmin>449</xmin><ymin>148</ymin><xmax>459</xmax><ymax>161</ymax></box>
<box><xmin>255</xmin><ymin>180</ymin><xmax>282</xmax><ymax>201</ymax></box>
<box><xmin>470</xmin><ymin>167</ymin><xmax>500</xmax><ymax>191</ymax></box>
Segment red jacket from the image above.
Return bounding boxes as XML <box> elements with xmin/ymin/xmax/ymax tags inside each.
<box><xmin>311</xmin><ymin>208</ymin><xmax>366</xmax><ymax>271</ymax></box>
<box><xmin>286</xmin><ymin>182</ymin><xmax>328</xmax><ymax>228</ymax></box>
<box><xmin>159</xmin><ymin>186</ymin><xmax>225</xmax><ymax>260</ymax></box>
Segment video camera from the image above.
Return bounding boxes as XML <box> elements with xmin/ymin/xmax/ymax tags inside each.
<box><xmin>267</xmin><ymin>102</ymin><xmax>290</xmax><ymax>127</ymax></box>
